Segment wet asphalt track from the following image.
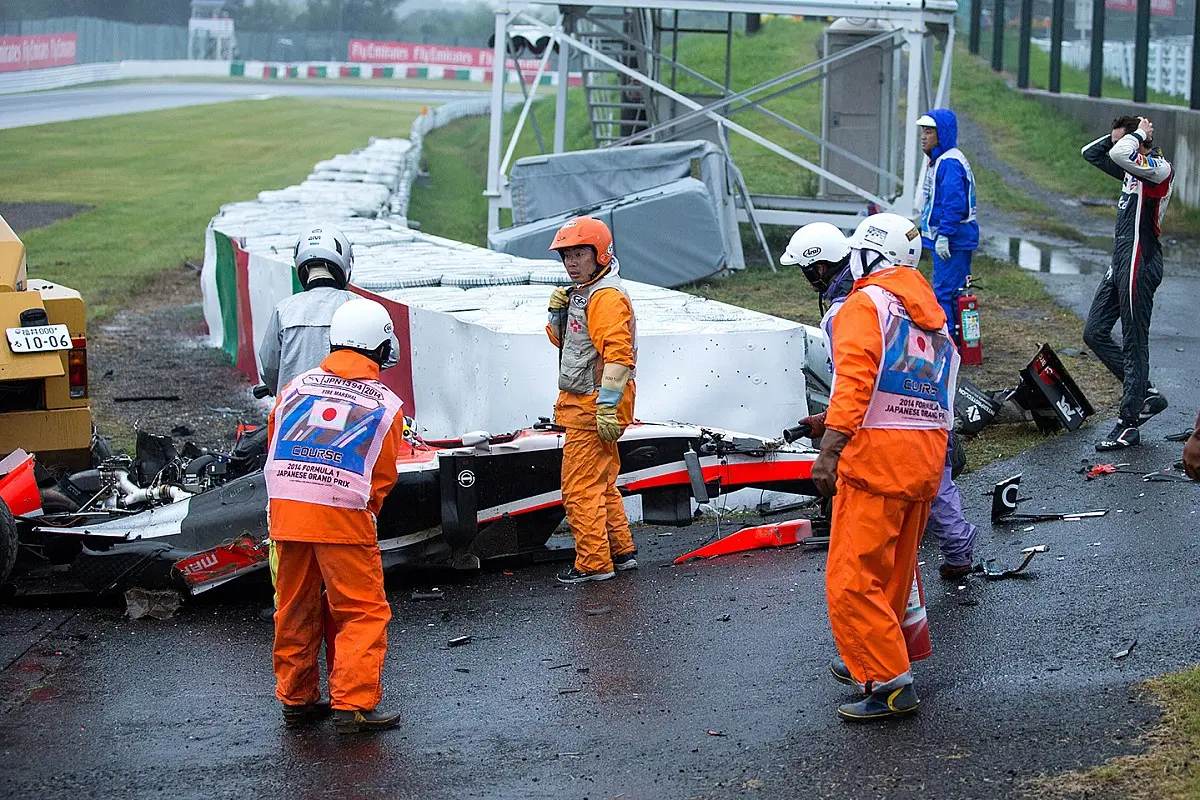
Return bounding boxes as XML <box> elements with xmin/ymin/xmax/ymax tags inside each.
<box><xmin>4</xmin><ymin>84</ymin><xmax>1200</xmax><ymax>798</ymax></box>
<box><xmin>3</xmin><ymin>276</ymin><xmax>1199</xmax><ymax>800</ymax></box>
<box><xmin>0</xmin><ymin>82</ymin><xmax>491</xmax><ymax>130</ymax></box>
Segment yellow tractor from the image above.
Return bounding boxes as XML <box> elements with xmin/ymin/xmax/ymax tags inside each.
<box><xmin>0</xmin><ymin>214</ymin><xmax>91</xmax><ymax>472</ymax></box>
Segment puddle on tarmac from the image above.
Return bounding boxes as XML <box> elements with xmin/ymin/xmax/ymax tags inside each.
<box><xmin>982</xmin><ymin>236</ymin><xmax>1098</xmax><ymax>275</ymax></box>
<box><xmin>984</xmin><ymin>236</ymin><xmax>1194</xmax><ymax>276</ymax></box>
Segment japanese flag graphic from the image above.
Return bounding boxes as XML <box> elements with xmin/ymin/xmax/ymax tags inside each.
<box><xmin>307</xmin><ymin>399</ymin><xmax>351</xmax><ymax>431</ymax></box>
<box><xmin>906</xmin><ymin>327</ymin><xmax>936</xmax><ymax>365</ymax></box>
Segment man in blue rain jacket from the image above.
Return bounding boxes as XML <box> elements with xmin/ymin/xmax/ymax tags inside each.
<box><xmin>916</xmin><ymin>108</ymin><xmax>979</xmax><ymax>343</ymax></box>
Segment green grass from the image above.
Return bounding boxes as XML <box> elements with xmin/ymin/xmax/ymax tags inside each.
<box><xmin>0</xmin><ymin>97</ymin><xmax>422</xmax><ymax>318</ymax></box>
<box><xmin>973</xmin><ymin>161</ymin><xmax>1049</xmax><ymax>214</ymax></box>
<box><xmin>1030</xmin><ymin>666</ymin><xmax>1200</xmax><ymax>799</ymax></box>
<box><xmin>412</xmin><ymin>115</ymin><xmax>492</xmax><ymax>246</ymax></box>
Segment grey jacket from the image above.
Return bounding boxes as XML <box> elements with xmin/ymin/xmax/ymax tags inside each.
<box><xmin>258</xmin><ymin>287</ymin><xmax>400</xmax><ymax>395</ymax></box>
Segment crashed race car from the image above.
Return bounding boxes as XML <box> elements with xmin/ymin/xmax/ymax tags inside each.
<box><xmin>2</xmin><ymin>419</ymin><xmax>817</xmax><ymax>597</ymax></box>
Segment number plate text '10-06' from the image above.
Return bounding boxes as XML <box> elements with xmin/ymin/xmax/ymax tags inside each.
<box><xmin>6</xmin><ymin>324</ymin><xmax>73</xmax><ymax>353</ymax></box>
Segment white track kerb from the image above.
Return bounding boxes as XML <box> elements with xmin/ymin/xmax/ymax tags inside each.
<box><xmin>200</xmin><ymin>100</ymin><xmax>818</xmax><ymax>445</ymax></box>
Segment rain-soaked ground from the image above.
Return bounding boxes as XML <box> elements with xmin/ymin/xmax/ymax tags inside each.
<box><xmin>3</xmin><ymin>250</ymin><xmax>1199</xmax><ymax>798</ymax></box>
<box><xmin>4</xmin><ymin>106</ymin><xmax>1200</xmax><ymax>797</ymax></box>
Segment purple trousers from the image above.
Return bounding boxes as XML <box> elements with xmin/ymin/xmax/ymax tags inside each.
<box><xmin>925</xmin><ymin>465</ymin><xmax>978</xmax><ymax>567</ymax></box>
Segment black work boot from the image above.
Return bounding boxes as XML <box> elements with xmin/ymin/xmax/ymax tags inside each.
<box><xmin>333</xmin><ymin>708</ymin><xmax>402</xmax><ymax>734</ymax></box>
<box><xmin>282</xmin><ymin>700</ymin><xmax>332</xmax><ymax>727</ymax></box>
<box><xmin>556</xmin><ymin>567</ymin><xmax>615</xmax><ymax>584</ymax></box>
<box><xmin>939</xmin><ymin>562</ymin><xmax>973</xmax><ymax>580</ymax></box>
<box><xmin>836</xmin><ymin>680</ymin><xmax>919</xmax><ymax>722</ymax></box>
<box><xmin>829</xmin><ymin>657</ymin><xmax>857</xmax><ymax>687</ymax></box>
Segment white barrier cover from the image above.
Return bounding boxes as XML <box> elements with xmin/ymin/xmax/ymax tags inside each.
<box><xmin>203</xmin><ymin>100</ymin><xmax>811</xmax><ymax>441</ymax></box>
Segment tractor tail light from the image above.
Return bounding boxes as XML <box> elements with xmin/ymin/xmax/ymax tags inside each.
<box><xmin>68</xmin><ymin>336</ymin><xmax>88</xmax><ymax>399</ymax></box>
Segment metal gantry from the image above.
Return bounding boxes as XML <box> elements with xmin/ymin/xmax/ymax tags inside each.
<box><xmin>485</xmin><ymin>0</ymin><xmax>960</xmax><ymax>236</ymax></box>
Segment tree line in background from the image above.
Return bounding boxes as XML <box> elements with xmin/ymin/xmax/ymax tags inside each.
<box><xmin>1</xmin><ymin>0</ymin><xmax>498</xmax><ymax>45</ymax></box>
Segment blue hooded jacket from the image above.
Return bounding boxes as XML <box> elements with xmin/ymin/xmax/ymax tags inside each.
<box><xmin>919</xmin><ymin>108</ymin><xmax>979</xmax><ymax>252</ymax></box>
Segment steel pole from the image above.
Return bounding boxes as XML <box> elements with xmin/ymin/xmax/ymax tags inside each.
<box><xmin>1192</xmin><ymin>0</ymin><xmax>1200</xmax><ymax>109</ymax></box>
<box><xmin>485</xmin><ymin>9</ymin><xmax>509</xmax><ymax>234</ymax></box>
<box><xmin>904</xmin><ymin>27</ymin><xmax>925</xmax><ymax>215</ymax></box>
<box><xmin>1133</xmin><ymin>0</ymin><xmax>1150</xmax><ymax>102</ymax></box>
<box><xmin>554</xmin><ymin>33</ymin><xmax>570</xmax><ymax>153</ymax></box>
<box><xmin>992</xmin><ymin>0</ymin><xmax>1005</xmax><ymax>70</ymax></box>
<box><xmin>1018</xmin><ymin>0</ymin><xmax>1033</xmax><ymax>87</ymax></box>
<box><xmin>1089</xmin><ymin>0</ymin><xmax>1106</xmax><ymax>96</ymax></box>
<box><xmin>1049</xmin><ymin>0</ymin><xmax>1064</xmax><ymax>92</ymax></box>
<box><xmin>970</xmin><ymin>0</ymin><xmax>982</xmax><ymax>54</ymax></box>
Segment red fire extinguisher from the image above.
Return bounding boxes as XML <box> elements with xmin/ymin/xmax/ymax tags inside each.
<box><xmin>957</xmin><ymin>277</ymin><xmax>983</xmax><ymax>366</ymax></box>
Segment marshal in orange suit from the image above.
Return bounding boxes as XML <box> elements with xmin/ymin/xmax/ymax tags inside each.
<box><xmin>544</xmin><ymin>217</ymin><xmax>639</xmax><ymax>584</ymax></box>
<box><xmin>810</xmin><ymin>213</ymin><xmax>959</xmax><ymax>722</ymax></box>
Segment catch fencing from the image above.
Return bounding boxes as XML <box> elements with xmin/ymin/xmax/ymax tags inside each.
<box><xmin>0</xmin><ymin>16</ymin><xmax>498</xmax><ymax>65</ymax></box>
<box><xmin>1052</xmin><ymin>36</ymin><xmax>1193</xmax><ymax>99</ymax></box>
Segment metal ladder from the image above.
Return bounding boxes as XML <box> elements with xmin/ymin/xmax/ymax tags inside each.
<box><xmin>578</xmin><ymin>9</ymin><xmax>657</xmax><ymax>147</ymax></box>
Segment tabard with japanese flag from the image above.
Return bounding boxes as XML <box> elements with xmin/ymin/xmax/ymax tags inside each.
<box><xmin>860</xmin><ymin>285</ymin><xmax>959</xmax><ymax>430</ymax></box>
<box><xmin>265</xmin><ymin>366</ymin><xmax>405</xmax><ymax>510</ymax></box>
<box><xmin>308</xmin><ymin>399</ymin><xmax>351</xmax><ymax>431</ymax></box>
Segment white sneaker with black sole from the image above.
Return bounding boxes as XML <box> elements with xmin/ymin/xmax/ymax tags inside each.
<box><xmin>557</xmin><ymin>567</ymin><xmax>615</xmax><ymax>584</ymax></box>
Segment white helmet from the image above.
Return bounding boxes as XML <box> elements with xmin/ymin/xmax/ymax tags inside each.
<box><xmin>780</xmin><ymin>222</ymin><xmax>851</xmax><ymax>269</ymax></box>
<box><xmin>294</xmin><ymin>225</ymin><xmax>353</xmax><ymax>289</ymax></box>
<box><xmin>329</xmin><ymin>298</ymin><xmax>393</xmax><ymax>363</ymax></box>
<box><xmin>847</xmin><ymin>212</ymin><xmax>922</xmax><ymax>278</ymax></box>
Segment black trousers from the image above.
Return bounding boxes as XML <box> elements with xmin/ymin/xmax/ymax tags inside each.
<box><xmin>1082</xmin><ymin>252</ymin><xmax>1163</xmax><ymax>424</ymax></box>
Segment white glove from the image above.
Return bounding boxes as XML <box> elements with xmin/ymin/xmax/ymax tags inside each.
<box><xmin>935</xmin><ymin>236</ymin><xmax>951</xmax><ymax>261</ymax></box>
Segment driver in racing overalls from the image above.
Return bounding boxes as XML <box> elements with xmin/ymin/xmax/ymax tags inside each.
<box><xmin>807</xmin><ymin>213</ymin><xmax>959</xmax><ymax>722</ymax></box>
<box><xmin>268</xmin><ymin>298</ymin><xmax>406</xmax><ymax>734</ymax></box>
<box><xmin>1081</xmin><ymin>115</ymin><xmax>1174</xmax><ymax>451</ymax></box>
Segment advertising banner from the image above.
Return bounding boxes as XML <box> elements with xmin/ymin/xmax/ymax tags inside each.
<box><xmin>1104</xmin><ymin>0</ymin><xmax>1175</xmax><ymax>15</ymax></box>
<box><xmin>348</xmin><ymin>39</ymin><xmax>542</xmax><ymax>71</ymax></box>
<box><xmin>0</xmin><ymin>33</ymin><xmax>78</xmax><ymax>73</ymax></box>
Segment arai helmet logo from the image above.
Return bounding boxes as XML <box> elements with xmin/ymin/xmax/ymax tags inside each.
<box><xmin>802</xmin><ymin>246</ymin><xmax>822</xmax><ymax>259</ymax></box>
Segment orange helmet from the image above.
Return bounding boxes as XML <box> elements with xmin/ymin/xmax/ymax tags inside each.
<box><xmin>548</xmin><ymin>216</ymin><xmax>613</xmax><ymax>267</ymax></box>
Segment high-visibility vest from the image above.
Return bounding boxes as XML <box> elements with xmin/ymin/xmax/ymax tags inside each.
<box><xmin>850</xmin><ymin>284</ymin><xmax>959</xmax><ymax>431</ymax></box>
<box><xmin>556</xmin><ymin>264</ymin><xmax>638</xmax><ymax>395</ymax></box>
<box><xmin>266</xmin><ymin>367</ymin><xmax>403</xmax><ymax>510</ymax></box>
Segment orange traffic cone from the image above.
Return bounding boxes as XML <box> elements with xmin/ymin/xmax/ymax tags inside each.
<box><xmin>901</xmin><ymin>566</ymin><xmax>932</xmax><ymax>662</ymax></box>
<box><xmin>674</xmin><ymin>519</ymin><xmax>813</xmax><ymax>564</ymax></box>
